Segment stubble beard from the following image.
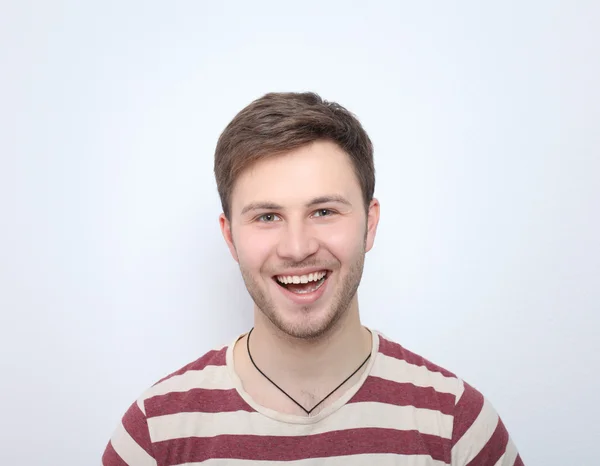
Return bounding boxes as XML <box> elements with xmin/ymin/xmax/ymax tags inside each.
<box><xmin>239</xmin><ymin>241</ymin><xmax>366</xmax><ymax>340</ymax></box>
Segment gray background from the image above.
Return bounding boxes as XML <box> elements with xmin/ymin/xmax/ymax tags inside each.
<box><xmin>1</xmin><ymin>1</ymin><xmax>598</xmax><ymax>464</ymax></box>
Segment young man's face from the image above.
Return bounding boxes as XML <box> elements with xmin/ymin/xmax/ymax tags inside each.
<box><xmin>220</xmin><ymin>140</ymin><xmax>379</xmax><ymax>339</ymax></box>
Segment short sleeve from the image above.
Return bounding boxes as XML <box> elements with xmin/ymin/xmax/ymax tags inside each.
<box><xmin>102</xmin><ymin>400</ymin><xmax>157</xmax><ymax>466</ymax></box>
<box><xmin>451</xmin><ymin>381</ymin><xmax>524</xmax><ymax>466</ymax></box>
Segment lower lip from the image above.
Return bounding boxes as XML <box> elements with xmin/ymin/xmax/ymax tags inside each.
<box><xmin>273</xmin><ymin>275</ymin><xmax>330</xmax><ymax>305</ymax></box>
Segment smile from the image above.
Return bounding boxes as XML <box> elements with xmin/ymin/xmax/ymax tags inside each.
<box><xmin>273</xmin><ymin>270</ymin><xmax>330</xmax><ymax>295</ymax></box>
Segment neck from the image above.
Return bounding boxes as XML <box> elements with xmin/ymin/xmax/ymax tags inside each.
<box><xmin>248</xmin><ymin>299</ymin><xmax>371</xmax><ymax>384</ymax></box>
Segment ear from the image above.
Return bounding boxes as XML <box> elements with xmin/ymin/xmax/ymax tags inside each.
<box><xmin>365</xmin><ymin>198</ymin><xmax>380</xmax><ymax>253</ymax></box>
<box><xmin>219</xmin><ymin>213</ymin><xmax>239</xmax><ymax>263</ymax></box>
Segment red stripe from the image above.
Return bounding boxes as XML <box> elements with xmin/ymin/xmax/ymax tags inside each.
<box><xmin>153</xmin><ymin>348</ymin><xmax>227</xmax><ymax>386</ymax></box>
<box><xmin>514</xmin><ymin>454</ymin><xmax>524</xmax><ymax>466</ymax></box>
<box><xmin>465</xmin><ymin>418</ymin><xmax>508</xmax><ymax>466</ymax></box>
<box><xmin>102</xmin><ymin>442</ymin><xmax>128</xmax><ymax>466</ymax></box>
<box><xmin>378</xmin><ymin>336</ymin><xmax>457</xmax><ymax>378</ymax></box>
<box><xmin>146</xmin><ymin>388</ymin><xmax>254</xmax><ymax>417</ymax></box>
<box><xmin>350</xmin><ymin>377</ymin><xmax>456</xmax><ymax>415</ymax></box>
<box><xmin>451</xmin><ymin>382</ymin><xmax>484</xmax><ymax>447</ymax></box>
<box><xmin>153</xmin><ymin>428</ymin><xmax>450</xmax><ymax>464</ymax></box>
<box><xmin>122</xmin><ymin>401</ymin><xmax>154</xmax><ymax>457</ymax></box>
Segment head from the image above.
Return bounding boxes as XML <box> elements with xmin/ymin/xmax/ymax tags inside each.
<box><xmin>215</xmin><ymin>92</ymin><xmax>379</xmax><ymax>340</ymax></box>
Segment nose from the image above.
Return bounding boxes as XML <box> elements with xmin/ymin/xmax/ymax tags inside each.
<box><xmin>276</xmin><ymin>221</ymin><xmax>319</xmax><ymax>262</ymax></box>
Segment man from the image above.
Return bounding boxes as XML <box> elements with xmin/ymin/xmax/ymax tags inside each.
<box><xmin>103</xmin><ymin>92</ymin><xmax>524</xmax><ymax>465</ymax></box>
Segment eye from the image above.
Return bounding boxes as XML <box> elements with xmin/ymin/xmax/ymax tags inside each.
<box><xmin>313</xmin><ymin>209</ymin><xmax>334</xmax><ymax>218</ymax></box>
<box><xmin>257</xmin><ymin>213</ymin><xmax>281</xmax><ymax>223</ymax></box>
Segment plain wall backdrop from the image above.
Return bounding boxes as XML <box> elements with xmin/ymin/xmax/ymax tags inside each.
<box><xmin>1</xmin><ymin>1</ymin><xmax>599</xmax><ymax>464</ymax></box>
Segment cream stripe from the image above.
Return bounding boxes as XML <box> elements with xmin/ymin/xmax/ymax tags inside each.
<box><xmin>111</xmin><ymin>422</ymin><xmax>157</xmax><ymax>466</ymax></box>
<box><xmin>454</xmin><ymin>378</ymin><xmax>465</xmax><ymax>405</ymax></box>
<box><xmin>148</xmin><ymin>401</ymin><xmax>453</xmax><ymax>442</ymax></box>
<box><xmin>141</xmin><ymin>365</ymin><xmax>232</xmax><ymax>402</ymax></box>
<box><xmin>143</xmin><ymin>346</ymin><xmax>461</xmax><ymax>405</ymax></box>
<box><xmin>137</xmin><ymin>397</ymin><xmax>146</xmax><ymax>416</ymax></box>
<box><xmin>176</xmin><ymin>454</ymin><xmax>449</xmax><ymax>466</ymax></box>
<box><xmin>451</xmin><ymin>398</ymin><xmax>499</xmax><ymax>464</ymax></box>
<box><xmin>371</xmin><ymin>353</ymin><xmax>461</xmax><ymax>395</ymax></box>
<box><xmin>493</xmin><ymin>437</ymin><xmax>519</xmax><ymax>466</ymax></box>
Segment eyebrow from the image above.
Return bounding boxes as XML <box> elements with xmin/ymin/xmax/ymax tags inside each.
<box><xmin>306</xmin><ymin>195</ymin><xmax>352</xmax><ymax>208</ymax></box>
<box><xmin>240</xmin><ymin>195</ymin><xmax>352</xmax><ymax>215</ymax></box>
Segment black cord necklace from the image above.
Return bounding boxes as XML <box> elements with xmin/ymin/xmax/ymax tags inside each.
<box><xmin>246</xmin><ymin>328</ymin><xmax>372</xmax><ymax>415</ymax></box>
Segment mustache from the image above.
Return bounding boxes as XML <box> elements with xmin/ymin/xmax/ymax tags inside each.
<box><xmin>266</xmin><ymin>260</ymin><xmax>338</xmax><ymax>273</ymax></box>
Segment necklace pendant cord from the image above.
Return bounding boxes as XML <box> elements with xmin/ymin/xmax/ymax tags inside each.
<box><xmin>246</xmin><ymin>328</ymin><xmax>371</xmax><ymax>415</ymax></box>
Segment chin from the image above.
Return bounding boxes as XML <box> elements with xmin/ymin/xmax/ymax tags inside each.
<box><xmin>268</xmin><ymin>305</ymin><xmax>344</xmax><ymax>340</ymax></box>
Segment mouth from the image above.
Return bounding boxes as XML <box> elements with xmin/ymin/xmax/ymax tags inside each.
<box><xmin>273</xmin><ymin>270</ymin><xmax>330</xmax><ymax>295</ymax></box>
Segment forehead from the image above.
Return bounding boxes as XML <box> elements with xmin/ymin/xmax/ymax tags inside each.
<box><xmin>230</xmin><ymin>141</ymin><xmax>361</xmax><ymax>213</ymax></box>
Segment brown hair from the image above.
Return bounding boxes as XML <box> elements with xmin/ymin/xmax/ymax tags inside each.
<box><xmin>214</xmin><ymin>92</ymin><xmax>375</xmax><ymax>219</ymax></box>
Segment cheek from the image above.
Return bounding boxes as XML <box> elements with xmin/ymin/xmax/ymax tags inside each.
<box><xmin>234</xmin><ymin>228</ymin><xmax>276</xmax><ymax>268</ymax></box>
<box><xmin>319</xmin><ymin>224</ymin><xmax>365</xmax><ymax>259</ymax></box>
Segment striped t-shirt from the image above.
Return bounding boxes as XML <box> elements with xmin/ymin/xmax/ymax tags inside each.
<box><xmin>103</xmin><ymin>330</ymin><xmax>523</xmax><ymax>465</ymax></box>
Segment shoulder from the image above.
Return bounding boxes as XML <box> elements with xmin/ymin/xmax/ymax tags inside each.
<box><xmin>374</xmin><ymin>331</ymin><xmax>465</xmax><ymax>401</ymax></box>
<box><xmin>153</xmin><ymin>344</ymin><xmax>229</xmax><ymax>386</ymax></box>
<box><xmin>136</xmin><ymin>340</ymin><xmax>237</xmax><ymax>418</ymax></box>
<box><xmin>103</xmin><ymin>341</ymin><xmax>238</xmax><ymax>465</ymax></box>
<box><xmin>372</xmin><ymin>332</ymin><xmax>523</xmax><ymax>465</ymax></box>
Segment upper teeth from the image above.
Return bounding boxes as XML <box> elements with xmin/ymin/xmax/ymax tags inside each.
<box><xmin>276</xmin><ymin>271</ymin><xmax>327</xmax><ymax>285</ymax></box>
